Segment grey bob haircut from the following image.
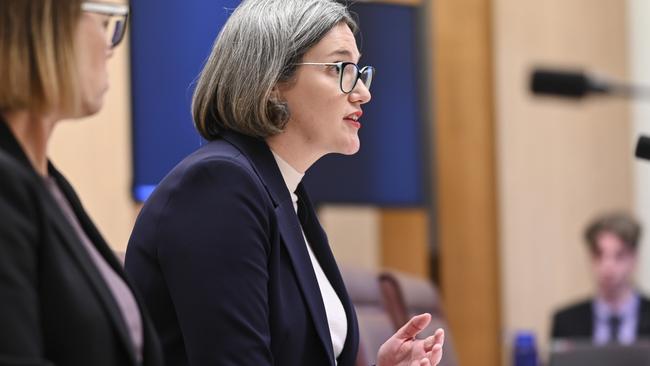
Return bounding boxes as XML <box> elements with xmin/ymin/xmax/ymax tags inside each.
<box><xmin>192</xmin><ymin>0</ymin><xmax>358</xmax><ymax>140</ymax></box>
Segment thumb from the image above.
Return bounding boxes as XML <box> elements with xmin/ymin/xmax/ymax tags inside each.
<box><xmin>394</xmin><ymin>313</ymin><xmax>431</xmax><ymax>340</ymax></box>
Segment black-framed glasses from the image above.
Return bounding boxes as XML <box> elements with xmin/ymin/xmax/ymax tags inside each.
<box><xmin>295</xmin><ymin>62</ymin><xmax>375</xmax><ymax>94</ymax></box>
<box><xmin>81</xmin><ymin>2</ymin><xmax>129</xmax><ymax>48</ymax></box>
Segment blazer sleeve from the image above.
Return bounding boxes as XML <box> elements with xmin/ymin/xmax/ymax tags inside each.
<box><xmin>0</xmin><ymin>168</ymin><xmax>54</xmax><ymax>366</ymax></box>
<box><xmin>144</xmin><ymin>158</ymin><xmax>275</xmax><ymax>365</ymax></box>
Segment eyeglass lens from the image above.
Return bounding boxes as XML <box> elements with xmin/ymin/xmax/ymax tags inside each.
<box><xmin>105</xmin><ymin>16</ymin><xmax>127</xmax><ymax>48</ymax></box>
<box><xmin>341</xmin><ymin>63</ymin><xmax>373</xmax><ymax>93</ymax></box>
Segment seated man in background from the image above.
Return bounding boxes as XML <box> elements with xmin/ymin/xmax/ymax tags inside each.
<box><xmin>551</xmin><ymin>212</ymin><xmax>650</xmax><ymax>344</ymax></box>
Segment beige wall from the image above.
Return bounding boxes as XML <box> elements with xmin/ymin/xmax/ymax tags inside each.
<box><xmin>320</xmin><ymin>206</ymin><xmax>382</xmax><ymax>270</ymax></box>
<box><xmin>49</xmin><ymin>0</ymin><xmax>138</xmax><ymax>252</ymax></box>
<box><xmin>494</xmin><ymin>0</ymin><xmax>633</xmax><ymax>359</ymax></box>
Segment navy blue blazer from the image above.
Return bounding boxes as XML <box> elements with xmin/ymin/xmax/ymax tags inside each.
<box><xmin>125</xmin><ymin>130</ymin><xmax>360</xmax><ymax>366</ymax></box>
<box><xmin>0</xmin><ymin>119</ymin><xmax>163</xmax><ymax>366</ymax></box>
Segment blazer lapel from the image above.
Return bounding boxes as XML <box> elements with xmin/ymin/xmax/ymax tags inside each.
<box><xmin>275</xmin><ymin>202</ymin><xmax>336</xmax><ymax>364</ymax></box>
<box><xmin>45</xmin><ymin>167</ymin><xmax>138</xmax><ymax>365</ymax></box>
<box><xmin>221</xmin><ymin>131</ymin><xmax>337</xmax><ymax>364</ymax></box>
<box><xmin>0</xmin><ymin>120</ymin><xmax>138</xmax><ymax>365</ymax></box>
<box><xmin>589</xmin><ymin>302</ymin><xmax>598</xmax><ymax>336</ymax></box>
<box><xmin>296</xmin><ymin>184</ymin><xmax>359</xmax><ymax>365</ymax></box>
<box><xmin>49</xmin><ymin>165</ymin><xmax>127</xmax><ymax>280</ymax></box>
<box><xmin>50</xmin><ymin>165</ymin><xmax>163</xmax><ymax>366</ymax></box>
<box><xmin>636</xmin><ymin>295</ymin><xmax>650</xmax><ymax>336</ymax></box>
<box><xmin>42</xmin><ymin>193</ymin><xmax>138</xmax><ymax>365</ymax></box>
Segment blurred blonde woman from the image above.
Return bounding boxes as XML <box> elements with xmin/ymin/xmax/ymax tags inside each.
<box><xmin>0</xmin><ymin>1</ymin><xmax>162</xmax><ymax>365</ymax></box>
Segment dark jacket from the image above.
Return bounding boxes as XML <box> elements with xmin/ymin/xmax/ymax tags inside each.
<box><xmin>0</xmin><ymin>118</ymin><xmax>163</xmax><ymax>366</ymax></box>
<box><xmin>551</xmin><ymin>294</ymin><xmax>650</xmax><ymax>340</ymax></box>
<box><xmin>125</xmin><ymin>130</ymin><xmax>360</xmax><ymax>366</ymax></box>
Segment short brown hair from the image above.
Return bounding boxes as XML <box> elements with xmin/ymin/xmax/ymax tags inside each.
<box><xmin>0</xmin><ymin>0</ymin><xmax>82</xmax><ymax>113</ymax></box>
<box><xmin>584</xmin><ymin>212</ymin><xmax>641</xmax><ymax>253</ymax></box>
<box><xmin>192</xmin><ymin>0</ymin><xmax>357</xmax><ymax>140</ymax></box>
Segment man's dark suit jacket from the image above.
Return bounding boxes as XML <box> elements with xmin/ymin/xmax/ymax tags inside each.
<box><xmin>551</xmin><ymin>295</ymin><xmax>650</xmax><ymax>340</ymax></box>
<box><xmin>125</xmin><ymin>130</ymin><xmax>360</xmax><ymax>366</ymax></box>
<box><xmin>0</xmin><ymin>119</ymin><xmax>163</xmax><ymax>366</ymax></box>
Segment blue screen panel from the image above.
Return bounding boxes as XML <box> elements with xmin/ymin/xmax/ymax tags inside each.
<box><xmin>303</xmin><ymin>3</ymin><xmax>425</xmax><ymax>206</ymax></box>
<box><xmin>130</xmin><ymin>1</ymin><xmax>241</xmax><ymax>201</ymax></box>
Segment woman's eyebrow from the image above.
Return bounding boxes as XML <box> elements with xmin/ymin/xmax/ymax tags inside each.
<box><xmin>326</xmin><ymin>49</ymin><xmax>362</xmax><ymax>61</ymax></box>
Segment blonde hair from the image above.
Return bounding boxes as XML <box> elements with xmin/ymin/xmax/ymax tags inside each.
<box><xmin>192</xmin><ymin>0</ymin><xmax>357</xmax><ymax>140</ymax></box>
<box><xmin>0</xmin><ymin>0</ymin><xmax>81</xmax><ymax>113</ymax></box>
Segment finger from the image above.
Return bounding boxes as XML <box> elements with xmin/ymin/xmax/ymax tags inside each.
<box><xmin>434</xmin><ymin>328</ymin><xmax>445</xmax><ymax>347</ymax></box>
<box><xmin>423</xmin><ymin>328</ymin><xmax>445</xmax><ymax>351</ymax></box>
<box><xmin>394</xmin><ymin>313</ymin><xmax>431</xmax><ymax>340</ymax></box>
<box><xmin>423</xmin><ymin>336</ymin><xmax>435</xmax><ymax>351</ymax></box>
<box><xmin>418</xmin><ymin>358</ymin><xmax>431</xmax><ymax>366</ymax></box>
<box><xmin>426</xmin><ymin>344</ymin><xmax>444</xmax><ymax>365</ymax></box>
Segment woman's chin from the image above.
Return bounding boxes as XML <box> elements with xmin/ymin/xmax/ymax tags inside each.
<box><xmin>341</xmin><ymin>142</ymin><xmax>360</xmax><ymax>155</ymax></box>
<box><xmin>349</xmin><ymin>136</ymin><xmax>361</xmax><ymax>154</ymax></box>
<box><xmin>79</xmin><ymin>98</ymin><xmax>105</xmax><ymax>118</ymax></box>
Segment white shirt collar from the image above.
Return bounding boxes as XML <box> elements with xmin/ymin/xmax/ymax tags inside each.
<box><xmin>271</xmin><ymin>150</ymin><xmax>304</xmax><ymax>208</ymax></box>
<box><xmin>594</xmin><ymin>291</ymin><xmax>640</xmax><ymax>319</ymax></box>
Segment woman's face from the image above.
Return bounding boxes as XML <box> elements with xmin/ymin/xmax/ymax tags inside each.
<box><xmin>278</xmin><ymin>23</ymin><xmax>371</xmax><ymax>156</ymax></box>
<box><xmin>72</xmin><ymin>11</ymin><xmax>113</xmax><ymax>117</ymax></box>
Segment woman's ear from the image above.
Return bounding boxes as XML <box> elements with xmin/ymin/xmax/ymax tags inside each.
<box><xmin>266</xmin><ymin>84</ymin><xmax>290</xmax><ymax>126</ymax></box>
<box><xmin>269</xmin><ymin>85</ymin><xmax>287</xmax><ymax>104</ymax></box>
<box><xmin>270</xmin><ymin>87</ymin><xmax>281</xmax><ymax>102</ymax></box>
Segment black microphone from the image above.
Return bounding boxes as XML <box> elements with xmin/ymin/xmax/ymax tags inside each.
<box><xmin>636</xmin><ymin>136</ymin><xmax>650</xmax><ymax>161</ymax></box>
<box><xmin>532</xmin><ymin>68</ymin><xmax>650</xmax><ymax>161</ymax></box>
<box><xmin>530</xmin><ymin>68</ymin><xmax>650</xmax><ymax>99</ymax></box>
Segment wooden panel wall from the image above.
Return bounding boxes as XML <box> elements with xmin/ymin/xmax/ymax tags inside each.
<box><xmin>380</xmin><ymin>209</ymin><xmax>430</xmax><ymax>278</ymax></box>
<box><xmin>430</xmin><ymin>0</ymin><xmax>502</xmax><ymax>365</ymax></box>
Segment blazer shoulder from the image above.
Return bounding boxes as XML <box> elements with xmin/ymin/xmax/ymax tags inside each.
<box><xmin>554</xmin><ymin>298</ymin><xmax>592</xmax><ymax>316</ymax></box>
<box><xmin>166</xmin><ymin>139</ymin><xmax>258</xmax><ymax>186</ymax></box>
<box><xmin>0</xmin><ymin>149</ymin><xmax>46</xmax><ymax>269</ymax></box>
<box><xmin>639</xmin><ymin>293</ymin><xmax>650</xmax><ymax>308</ymax></box>
<box><xmin>0</xmin><ymin>149</ymin><xmax>37</xmax><ymax>185</ymax></box>
<box><xmin>0</xmin><ymin>150</ymin><xmax>44</xmax><ymax>207</ymax></box>
<box><xmin>637</xmin><ymin>293</ymin><xmax>650</xmax><ymax>337</ymax></box>
<box><xmin>637</xmin><ymin>293</ymin><xmax>650</xmax><ymax>321</ymax></box>
<box><xmin>551</xmin><ymin>298</ymin><xmax>593</xmax><ymax>338</ymax></box>
<box><xmin>140</xmin><ymin>139</ymin><xmax>272</xmax><ymax>226</ymax></box>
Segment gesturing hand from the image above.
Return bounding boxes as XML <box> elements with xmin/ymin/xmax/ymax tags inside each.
<box><xmin>376</xmin><ymin>313</ymin><xmax>445</xmax><ymax>366</ymax></box>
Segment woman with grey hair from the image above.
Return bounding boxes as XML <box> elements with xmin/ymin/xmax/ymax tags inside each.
<box><xmin>125</xmin><ymin>0</ymin><xmax>444</xmax><ymax>365</ymax></box>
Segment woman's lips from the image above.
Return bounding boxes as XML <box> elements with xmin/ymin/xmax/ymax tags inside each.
<box><xmin>344</xmin><ymin>118</ymin><xmax>361</xmax><ymax>129</ymax></box>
